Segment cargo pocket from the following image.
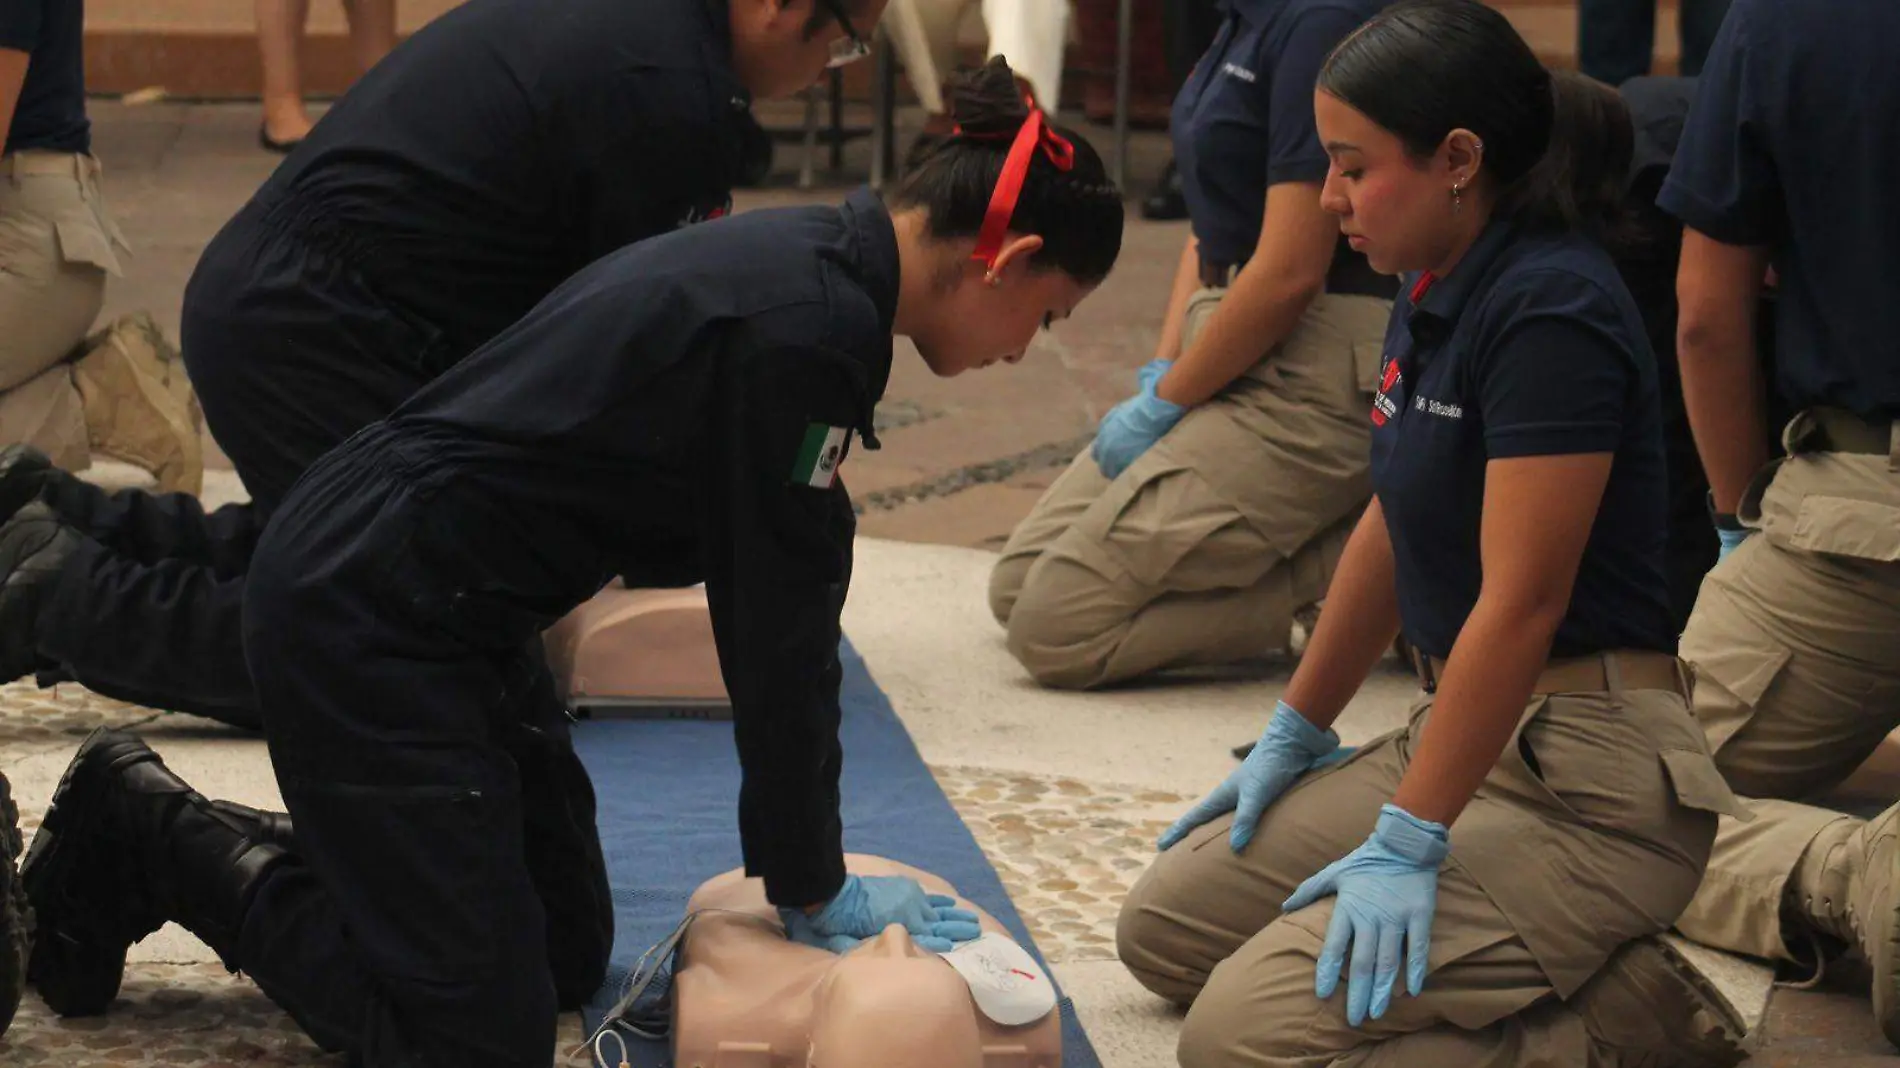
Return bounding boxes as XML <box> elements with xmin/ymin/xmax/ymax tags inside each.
<box><xmin>1657</xmin><ymin>748</ymin><xmax>1750</xmax><ymax>820</ymax></box>
<box><xmin>54</xmin><ymin>211</ymin><xmax>122</xmax><ymax>276</ymax></box>
<box><xmin>280</xmin><ymin>776</ymin><xmax>505</xmax><ymax>984</ymax></box>
<box><xmin>1094</xmin><ymin>460</ymin><xmax>1268</xmax><ymax>592</ymax></box>
<box><xmin>1783</xmin><ymin>495</ymin><xmax>1900</xmax><ymax>563</ymax></box>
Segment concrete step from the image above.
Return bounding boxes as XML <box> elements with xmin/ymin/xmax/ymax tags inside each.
<box><xmin>79</xmin><ymin>1</ymin><xmax>1680</xmax><ymax>101</ymax></box>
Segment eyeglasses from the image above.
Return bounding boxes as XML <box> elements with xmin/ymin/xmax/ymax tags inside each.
<box><xmin>819</xmin><ymin>0</ymin><xmax>871</xmax><ymax>67</ymax></box>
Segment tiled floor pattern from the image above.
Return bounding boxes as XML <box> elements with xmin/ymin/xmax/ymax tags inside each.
<box><xmin>930</xmin><ymin>765</ymin><xmax>1188</xmax><ymax>965</ymax></box>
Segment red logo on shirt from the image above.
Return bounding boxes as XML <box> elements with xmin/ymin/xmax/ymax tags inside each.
<box><xmin>1370</xmin><ymin>358</ymin><xmax>1401</xmax><ymax>427</ymax></box>
<box><xmin>677</xmin><ymin>198</ymin><xmax>732</xmax><ymax>228</ymax></box>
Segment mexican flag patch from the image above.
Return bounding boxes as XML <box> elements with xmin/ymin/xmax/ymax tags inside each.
<box><xmin>791</xmin><ymin>423</ymin><xmax>851</xmax><ymax>488</ymax></box>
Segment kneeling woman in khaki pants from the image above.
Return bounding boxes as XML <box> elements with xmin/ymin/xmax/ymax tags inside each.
<box><xmin>0</xmin><ymin>5</ymin><xmax>128</xmax><ymax>473</ymax></box>
<box><xmin>987</xmin><ymin>0</ymin><xmax>1396</xmax><ymax>690</ymax></box>
<box><xmin>1118</xmin><ymin>4</ymin><xmax>1751</xmax><ymax>1066</ymax></box>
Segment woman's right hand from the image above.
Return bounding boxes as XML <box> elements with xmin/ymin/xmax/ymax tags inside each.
<box><xmin>1158</xmin><ymin>700</ymin><xmax>1340</xmax><ymax>853</ymax></box>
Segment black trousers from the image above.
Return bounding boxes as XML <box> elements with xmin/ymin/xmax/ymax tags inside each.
<box><xmin>33</xmin><ymin>201</ymin><xmax>613</xmax><ymax>1020</ymax></box>
<box><xmin>36</xmin><ymin>198</ymin><xmax>434</xmax><ymax>727</ymax></box>
<box><xmin>239</xmin><ymin>435</ymin><xmax>611</xmax><ymax>1064</ymax></box>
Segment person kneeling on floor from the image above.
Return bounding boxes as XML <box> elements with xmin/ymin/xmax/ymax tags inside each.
<box><xmin>987</xmin><ymin>0</ymin><xmax>1398</xmax><ymax>691</ymax></box>
<box><xmin>1116</xmin><ymin>5</ymin><xmax>1754</xmax><ymax>1065</ymax></box>
<box><xmin>18</xmin><ymin>58</ymin><xmax>1123</xmax><ymax>1067</ymax></box>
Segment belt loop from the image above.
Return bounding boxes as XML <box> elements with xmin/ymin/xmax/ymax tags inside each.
<box><xmin>1412</xmin><ymin>647</ymin><xmax>1437</xmax><ymax>694</ymax></box>
<box><xmin>1600</xmin><ymin>651</ymin><xmax>1624</xmax><ymax>697</ymax></box>
<box><xmin>1888</xmin><ymin>420</ymin><xmax>1898</xmax><ymax>473</ymax></box>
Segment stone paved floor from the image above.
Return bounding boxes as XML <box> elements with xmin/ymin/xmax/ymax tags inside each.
<box><xmin>2</xmin><ymin>100</ymin><xmax>1894</xmax><ymax>1067</ymax></box>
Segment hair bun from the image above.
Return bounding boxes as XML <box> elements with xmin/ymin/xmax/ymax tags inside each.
<box><xmin>943</xmin><ymin>56</ymin><xmax>1033</xmax><ymax>139</ymax></box>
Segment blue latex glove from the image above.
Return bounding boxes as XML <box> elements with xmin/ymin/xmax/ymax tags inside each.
<box><xmin>1135</xmin><ymin>357</ymin><xmax>1172</xmax><ymax>393</ymax></box>
<box><xmin>1716</xmin><ymin>524</ymin><xmax>1755</xmax><ymax>562</ymax></box>
<box><xmin>1091</xmin><ymin>366</ymin><xmax>1187</xmax><ymax>480</ymax></box>
<box><xmin>1159</xmin><ymin>701</ymin><xmax>1339</xmax><ymax>853</ymax></box>
<box><xmin>781</xmin><ymin>875</ymin><xmax>983</xmax><ymax>955</ymax></box>
<box><xmin>1282</xmin><ymin>804</ymin><xmax>1450</xmax><ymax>1026</ymax></box>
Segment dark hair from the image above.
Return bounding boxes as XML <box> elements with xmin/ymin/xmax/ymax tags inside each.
<box><xmin>1316</xmin><ymin>0</ymin><xmax>1634</xmax><ymax>239</ymax></box>
<box><xmin>889</xmin><ymin>57</ymin><xmax>1124</xmax><ymax>285</ymax></box>
<box><xmin>801</xmin><ymin>0</ymin><xmax>876</xmax><ymax>40</ymax></box>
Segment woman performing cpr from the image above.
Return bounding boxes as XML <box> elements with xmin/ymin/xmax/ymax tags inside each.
<box><xmin>20</xmin><ymin>58</ymin><xmax>1122</xmax><ymax>1068</ymax></box>
<box><xmin>1117</xmin><ymin>3</ymin><xmax>1752</xmax><ymax>1066</ymax></box>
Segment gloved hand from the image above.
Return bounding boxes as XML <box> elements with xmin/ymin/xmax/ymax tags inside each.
<box><xmin>1159</xmin><ymin>700</ymin><xmax>1339</xmax><ymax>853</ymax></box>
<box><xmin>1091</xmin><ymin>364</ymin><xmax>1187</xmax><ymax>480</ymax></box>
<box><xmin>1135</xmin><ymin>357</ymin><xmax>1171</xmax><ymax>393</ymax></box>
<box><xmin>1282</xmin><ymin>803</ymin><xmax>1450</xmax><ymax>1026</ymax></box>
<box><xmin>781</xmin><ymin>875</ymin><xmax>983</xmax><ymax>955</ymax></box>
<box><xmin>1716</xmin><ymin>525</ymin><xmax>1755</xmax><ymax>562</ymax></box>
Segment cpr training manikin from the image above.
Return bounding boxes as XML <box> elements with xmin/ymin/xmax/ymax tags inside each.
<box><xmin>591</xmin><ymin>856</ymin><xmax>1061</xmax><ymax>1068</ymax></box>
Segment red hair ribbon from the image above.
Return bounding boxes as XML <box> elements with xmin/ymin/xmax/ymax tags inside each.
<box><xmin>953</xmin><ymin>89</ymin><xmax>1075</xmax><ymax>272</ymax></box>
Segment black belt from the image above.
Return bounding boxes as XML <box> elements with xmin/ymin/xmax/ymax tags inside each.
<box><xmin>1199</xmin><ymin>256</ymin><xmax>1243</xmax><ymax>288</ymax></box>
<box><xmin>1196</xmin><ymin>255</ymin><xmax>1396</xmax><ymax>299</ymax></box>
<box><xmin>1810</xmin><ymin>406</ymin><xmax>1897</xmax><ymax>456</ymax></box>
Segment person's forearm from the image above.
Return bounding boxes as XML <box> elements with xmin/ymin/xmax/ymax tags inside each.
<box><xmin>0</xmin><ymin>49</ymin><xmax>30</xmax><ymax>151</ymax></box>
<box><xmin>1283</xmin><ymin>502</ymin><xmax>1401</xmax><ymax>729</ymax></box>
<box><xmin>1388</xmin><ymin>596</ymin><xmax>1563</xmax><ymax>826</ymax></box>
<box><xmin>1156</xmin><ymin>258</ymin><xmax>1320</xmax><ymax>408</ymax></box>
<box><xmin>1679</xmin><ymin>309</ymin><xmax>1770</xmax><ymax>513</ymax></box>
<box><xmin>1677</xmin><ymin>233</ymin><xmax>1773</xmax><ymax>513</ymax></box>
<box><xmin>1151</xmin><ymin>236</ymin><xmax>1201</xmax><ymax>364</ymax></box>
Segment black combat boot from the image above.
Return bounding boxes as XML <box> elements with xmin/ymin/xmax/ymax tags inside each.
<box><xmin>21</xmin><ymin>729</ymin><xmax>289</xmax><ymax>1016</ymax></box>
<box><xmin>0</xmin><ymin>502</ymin><xmax>82</xmax><ymax>684</ymax></box>
<box><xmin>0</xmin><ymin>768</ymin><xmax>29</xmax><ymax>1037</ymax></box>
<box><xmin>0</xmin><ymin>445</ymin><xmax>68</xmax><ymax>523</ymax></box>
<box><xmin>207</xmin><ymin>800</ymin><xmax>297</xmax><ymax>849</ymax></box>
<box><xmin>1140</xmin><ymin>158</ymin><xmax>1187</xmax><ymax>221</ymax></box>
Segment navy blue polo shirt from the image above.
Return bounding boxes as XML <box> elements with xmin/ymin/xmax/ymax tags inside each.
<box><xmin>0</xmin><ymin>0</ymin><xmax>90</xmax><ymax>156</ymax></box>
<box><xmin>1370</xmin><ymin>222</ymin><xmax>1675</xmax><ymax>660</ymax></box>
<box><xmin>1658</xmin><ymin>0</ymin><xmax>1900</xmax><ymax>418</ymax></box>
<box><xmin>258</xmin><ymin>0</ymin><xmax>750</xmax><ymax>359</ymax></box>
<box><xmin>1170</xmin><ymin>0</ymin><xmax>1392</xmax><ymax>295</ymax></box>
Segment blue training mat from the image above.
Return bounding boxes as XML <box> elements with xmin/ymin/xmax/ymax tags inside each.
<box><xmin>572</xmin><ymin>637</ymin><xmax>1102</xmax><ymax>1068</ymax></box>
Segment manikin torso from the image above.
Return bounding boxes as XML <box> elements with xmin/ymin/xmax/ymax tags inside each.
<box><xmin>672</xmin><ymin>855</ymin><xmax>1062</xmax><ymax>1068</ymax></box>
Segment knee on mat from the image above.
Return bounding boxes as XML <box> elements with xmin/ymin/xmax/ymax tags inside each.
<box><xmin>550</xmin><ymin>939</ymin><xmax>611</xmax><ymax>1011</ymax></box>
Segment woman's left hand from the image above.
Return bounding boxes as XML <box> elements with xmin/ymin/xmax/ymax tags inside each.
<box><xmin>1090</xmin><ymin>361</ymin><xmax>1187</xmax><ymax>479</ymax></box>
<box><xmin>1282</xmin><ymin>803</ymin><xmax>1449</xmax><ymax>1026</ymax></box>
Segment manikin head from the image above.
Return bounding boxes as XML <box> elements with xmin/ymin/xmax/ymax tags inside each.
<box><xmin>1311</xmin><ymin>0</ymin><xmax>1633</xmax><ymax>277</ymax></box>
<box><xmin>887</xmin><ymin>57</ymin><xmax>1125</xmax><ymax>377</ymax></box>
<box><xmin>727</xmin><ymin>0</ymin><xmax>891</xmax><ymax>100</ymax></box>
<box><xmin>807</xmin><ymin>927</ymin><xmax>986</xmax><ymax>1068</ymax></box>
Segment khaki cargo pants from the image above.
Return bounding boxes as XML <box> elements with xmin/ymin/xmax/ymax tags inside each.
<box><xmin>1117</xmin><ymin>658</ymin><xmax>1740</xmax><ymax>1067</ymax></box>
<box><xmin>1670</xmin><ymin>411</ymin><xmax>1900</xmax><ymax>962</ymax></box>
<box><xmin>0</xmin><ymin>151</ymin><xmax>123</xmax><ymax>470</ymax></box>
<box><xmin>989</xmin><ymin>291</ymin><xmax>1390</xmax><ymax>689</ymax></box>
<box><xmin>0</xmin><ymin>151</ymin><xmax>202</xmax><ymax>493</ymax></box>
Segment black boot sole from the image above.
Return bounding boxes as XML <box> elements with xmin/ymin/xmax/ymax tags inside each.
<box><xmin>20</xmin><ymin>728</ymin><xmax>153</xmax><ymax>1016</ymax></box>
<box><xmin>1</xmin><ymin>771</ymin><xmax>29</xmax><ymax>1037</ymax></box>
<box><xmin>0</xmin><ymin>446</ymin><xmax>53</xmax><ymax>527</ymax></box>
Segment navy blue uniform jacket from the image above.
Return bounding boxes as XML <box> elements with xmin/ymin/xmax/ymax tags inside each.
<box><xmin>324</xmin><ymin>190</ymin><xmax>899</xmax><ymax>906</ymax></box>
